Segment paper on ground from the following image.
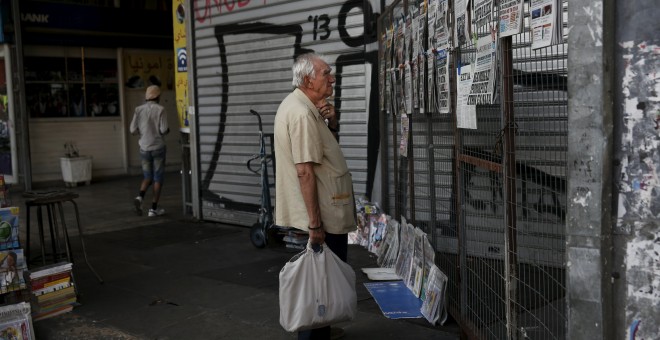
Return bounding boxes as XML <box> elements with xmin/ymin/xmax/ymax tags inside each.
<box><xmin>361</xmin><ymin>267</ymin><xmax>400</xmax><ymax>281</ymax></box>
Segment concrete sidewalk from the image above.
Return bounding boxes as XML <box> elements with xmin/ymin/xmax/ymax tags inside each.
<box><xmin>12</xmin><ymin>173</ymin><xmax>461</xmax><ymax>339</ymax></box>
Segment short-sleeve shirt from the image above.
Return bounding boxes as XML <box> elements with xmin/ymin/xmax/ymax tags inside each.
<box><xmin>274</xmin><ymin>89</ymin><xmax>356</xmax><ymax>234</ymax></box>
<box><xmin>130</xmin><ymin>101</ymin><xmax>169</xmax><ymax>151</ymax></box>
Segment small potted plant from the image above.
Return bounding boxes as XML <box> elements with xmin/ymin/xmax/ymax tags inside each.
<box><xmin>60</xmin><ymin>141</ymin><xmax>92</xmax><ymax>187</ymax></box>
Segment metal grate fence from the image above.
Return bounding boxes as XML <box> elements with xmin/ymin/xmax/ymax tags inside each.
<box><xmin>378</xmin><ymin>0</ymin><xmax>568</xmax><ymax>338</ymax></box>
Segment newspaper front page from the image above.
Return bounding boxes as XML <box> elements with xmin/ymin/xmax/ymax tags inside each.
<box><xmin>454</xmin><ymin>0</ymin><xmax>469</xmax><ymax>46</ymax></box>
<box><xmin>472</xmin><ymin>0</ymin><xmax>493</xmax><ymax>30</ymax></box>
<box><xmin>457</xmin><ymin>65</ymin><xmax>477</xmax><ymax>129</ymax></box>
<box><xmin>499</xmin><ymin>0</ymin><xmax>524</xmax><ymax>37</ymax></box>
<box><xmin>468</xmin><ymin>34</ymin><xmax>497</xmax><ymax>105</ymax></box>
<box><xmin>435</xmin><ymin>0</ymin><xmax>450</xmax><ymax>48</ymax></box>
<box><xmin>436</xmin><ymin>49</ymin><xmax>451</xmax><ymax>113</ymax></box>
<box><xmin>530</xmin><ymin>0</ymin><xmax>558</xmax><ymax>50</ymax></box>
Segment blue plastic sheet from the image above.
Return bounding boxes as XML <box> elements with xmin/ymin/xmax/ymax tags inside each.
<box><xmin>364</xmin><ymin>280</ymin><xmax>423</xmax><ymax>319</ymax></box>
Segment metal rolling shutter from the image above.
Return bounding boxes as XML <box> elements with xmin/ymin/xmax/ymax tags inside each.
<box><xmin>192</xmin><ymin>0</ymin><xmax>380</xmax><ymax>226</ymax></box>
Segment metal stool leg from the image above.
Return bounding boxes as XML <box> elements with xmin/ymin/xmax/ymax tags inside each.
<box><xmin>46</xmin><ymin>204</ymin><xmax>62</xmax><ymax>263</ymax></box>
<box><xmin>56</xmin><ymin>202</ymin><xmax>74</xmax><ymax>263</ymax></box>
<box><xmin>36</xmin><ymin>206</ymin><xmax>47</xmax><ymax>266</ymax></box>
<box><xmin>68</xmin><ymin>199</ymin><xmax>103</xmax><ymax>284</ymax></box>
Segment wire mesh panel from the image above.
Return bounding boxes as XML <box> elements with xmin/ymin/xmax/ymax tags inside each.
<box><xmin>505</xmin><ymin>2</ymin><xmax>568</xmax><ymax>338</ymax></box>
<box><xmin>379</xmin><ymin>0</ymin><xmax>568</xmax><ymax>338</ymax></box>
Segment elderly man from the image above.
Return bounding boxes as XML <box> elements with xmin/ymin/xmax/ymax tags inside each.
<box><xmin>274</xmin><ymin>53</ymin><xmax>355</xmax><ymax>339</ymax></box>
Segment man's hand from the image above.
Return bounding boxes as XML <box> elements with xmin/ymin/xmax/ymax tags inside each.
<box><xmin>308</xmin><ymin>227</ymin><xmax>325</xmax><ymax>245</ymax></box>
<box><xmin>317</xmin><ymin>103</ymin><xmax>338</xmax><ymax>130</ymax></box>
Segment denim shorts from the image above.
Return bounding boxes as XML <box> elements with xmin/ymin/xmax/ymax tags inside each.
<box><xmin>140</xmin><ymin>147</ymin><xmax>166</xmax><ymax>183</ymax></box>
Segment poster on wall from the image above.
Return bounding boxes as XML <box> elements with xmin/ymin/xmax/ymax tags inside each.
<box><xmin>173</xmin><ymin>0</ymin><xmax>190</xmax><ymax>132</ymax></box>
<box><xmin>124</xmin><ymin>53</ymin><xmax>174</xmax><ymax>93</ymax></box>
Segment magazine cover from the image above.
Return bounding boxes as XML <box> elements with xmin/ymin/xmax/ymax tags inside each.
<box><xmin>0</xmin><ymin>248</ymin><xmax>27</xmax><ymax>293</ymax></box>
<box><xmin>0</xmin><ymin>207</ymin><xmax>20</xmax><ymax>251</ymax></box>
<box><xmin>0</xmin><ymin>302</ymin><xmax>34</xmax><ymax>340</ymax></box>
<box><xmin>419</xmin><ymin>234</ymin><xmax>437</xmax><ymax>301</ymax></box>
<box><xmin>421</xmin><ymin>264</ymin><xmax>449</xmax><ymax>325</ymax></box>
<box><xmin>409</xmin><ymin>227</ymin><xmax>426</xmax><ymax>297</ymax></box>
<box><xmin>394</xmin><ymin>221</ymin><xmax>416</xmax><ymax>291</ymax></box>
<box><xmin>377</xmin><ymin>218</ymin><xmax>400</xmax><ymax>268</ymax></box>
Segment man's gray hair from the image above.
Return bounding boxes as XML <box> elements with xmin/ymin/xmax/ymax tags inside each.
<box><xmin>292</xmin><ymin>53</ymin><xmax>328</xmax><ymax>88</ymax></box>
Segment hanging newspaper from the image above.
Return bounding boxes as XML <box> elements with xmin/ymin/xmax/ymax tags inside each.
<box><xmin>499</xmin><ymin>0</ymin><xmax>524</xmax><ymax>37</ymax></box>
<box><xmin>427</xmin><ymin>0</ymin><xmax>437</xmax><ymax>49</ymax></box>
<box><xmin>472</xmin><ymin>0</ymin><xmax>493</xmax><ymax>31</ymax></box>
<box><xmin>436</xmin><ymin>48</ymin><xmax>451</xmax><ymax>113</ymax></box>
<box><xmin>454</xmin><ymin>0</ymin><xmax>469</xmax><ymax>46</ymax></box>
<box><xmin>416</xmin><ymin>4</ymin><xmax>426</xmax><ymax>113</ymax></box>
<box><xmin>435</xmin><ymin>0</ymin><xmax>450</xmax><ymax>48</ymax></box>
<box><xmin>409</xmin><ymin>7</ymin><xmax>419</xmax><ymax>111</ymax></box>
<box><xmin>394</xmin><ymin>22</ymin><xmax>405</xmax><ymax>116</ymax></box>
<box><xmin>395</xmin><ymin>21</ymin><xmax>404</xmax><ymax>66</ymax></box>
<box><xmin>468</xmin><ymin>34</ymin><xmax>497</xmax><ymax>105</ymax></box>
<box><xmin>530</xmin><ymin>0</ymin><xmax>562</xmax><ymax>50</ymax></box>
<box><xmin>379</xmin><ymin>32</ymin><xmax>387</xmax><ymax>111</ymax></box>
<box><xmin>404</xmin><ymin>63</ymin><xmax>413</xmax><ymax>114</ymax></box>
<box><xmin>399</xmin><ymin>113</ymin><xmax>410</xmax><ymax>157</ymax></box>
<box><xmin>457</xmin><ymin>65</ymin><xmax>477</xmax><ymax>129</ymax></box>
<box><xmin>411</xmin><ymin>7</ymin><xmax>420</xmax><ymax>59</ymax></box>
<box><xmin>390</xmin><ymin>68</ymin><xmax>399</xmax><ymax>115</ymax></box>
<box><xmin>404</xmin><ymin>13</ymin><xmax>412</xmax><ymax>61</ymax></box>
<box><xmin>427</xmin><ymin>50</ymin><xmax>435</xmax><ymax>113</ymax></box>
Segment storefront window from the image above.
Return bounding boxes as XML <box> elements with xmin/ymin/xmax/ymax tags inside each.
<box><xmin>24</xmin><ymin>55</ymin><xmax>119</xmax><ymax>118</ymax></box>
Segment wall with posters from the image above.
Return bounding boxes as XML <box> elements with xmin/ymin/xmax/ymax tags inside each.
<box><xmin>611</xmin><ymin>0</ymin><xmax>660</xmax><ymax>339</ymax></box>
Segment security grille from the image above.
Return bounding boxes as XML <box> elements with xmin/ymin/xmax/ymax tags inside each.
<box><xmin>378</xmin><ymin>0</ymin><xmax>568</xmax><ymax>338</ymax></box>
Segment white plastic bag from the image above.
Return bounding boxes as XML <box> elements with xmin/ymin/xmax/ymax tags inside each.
<box><xmin>279</xmin><ymin>242</ymin><xmax>357</xmax><ymax>332</ymax></box>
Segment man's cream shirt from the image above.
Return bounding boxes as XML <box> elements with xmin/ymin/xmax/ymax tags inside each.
<box><xmin>274</xmin><ymin>89</ymin><xmax>356</xmax><ymax>234</ymax></box>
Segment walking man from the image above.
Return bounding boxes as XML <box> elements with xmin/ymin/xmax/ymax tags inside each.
<box><xmin>274</xmin><ymin>53</ymin><xmax>356</xmax><ymax>339</ymax></box>
<box><xmin>130</xmin><ymin>85</ymin><xmax>169</xmax><ymax>217</ymax></box>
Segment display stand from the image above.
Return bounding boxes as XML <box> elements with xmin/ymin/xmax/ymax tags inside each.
<box><xmin>0</xmin><ymin>206</ymin><xmax>35</xmax><ymax>338</ymax></box>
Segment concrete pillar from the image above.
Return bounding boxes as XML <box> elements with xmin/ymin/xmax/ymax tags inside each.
<box><xmin>566</xmin><ymin>0</ymin><xmax>615</xmax><ymax>338</ymax></box>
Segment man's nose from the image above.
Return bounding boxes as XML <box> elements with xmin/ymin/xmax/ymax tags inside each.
<box><xmin>328</xmin><ymin>74</ymin><xmax>336</xmax><ymax>83</ymax></box>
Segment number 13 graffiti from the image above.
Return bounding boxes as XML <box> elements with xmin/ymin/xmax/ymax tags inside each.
<box><xmin>308</xmin><ymin>14</ymin><xmax>331</xmax><ymax>41</ymax></box>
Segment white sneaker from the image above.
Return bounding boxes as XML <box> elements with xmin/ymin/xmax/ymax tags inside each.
<box><xmin>148</xmin><ymin>208</ymin><xmax>165</xmax><ymax>217</ymax></box>
<box><xmin>134</xmin><ymin>196</ymin><xmax>143</xmax><ymax>215</ymax></box>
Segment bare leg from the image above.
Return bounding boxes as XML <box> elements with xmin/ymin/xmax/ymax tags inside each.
<box><xmin>152</xmin><ymin>181</ymin><xmax>162</xmax><ymax>205</ymax></box>
<box><xmin>140</xmin><ymin>178</ymin><xmax>152</xmax><ymax>192</ymax></box>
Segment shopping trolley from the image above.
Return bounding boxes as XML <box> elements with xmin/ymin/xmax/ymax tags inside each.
<box><xmin>246</xmin><ymin>109</ymin><xmax>277</xmax><ymax>248</ymax></box>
